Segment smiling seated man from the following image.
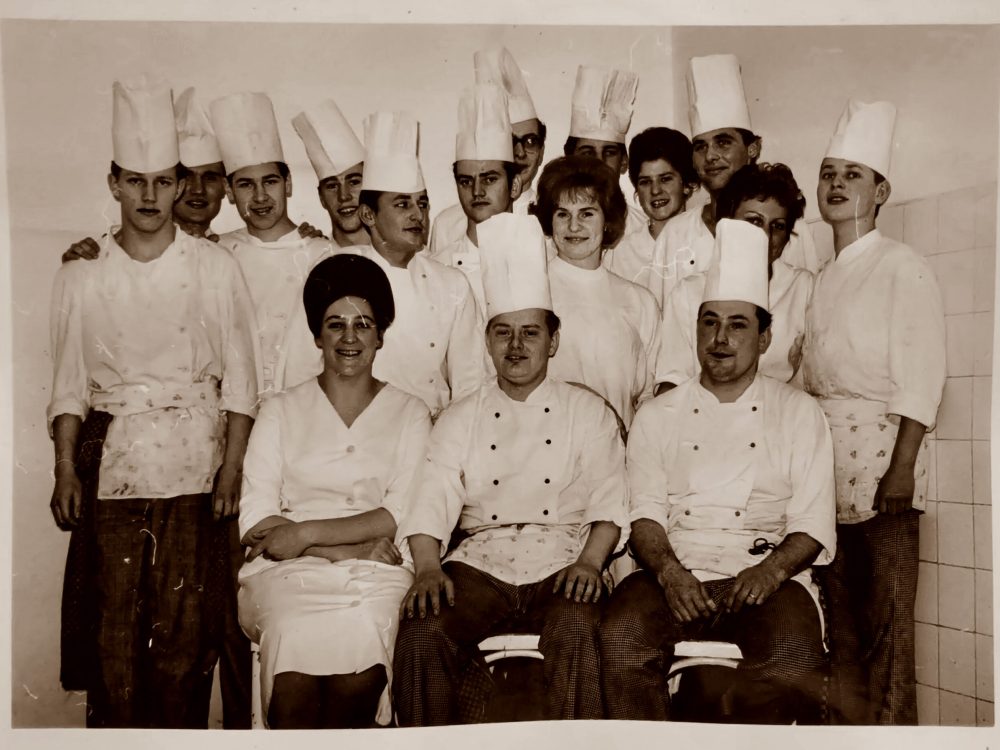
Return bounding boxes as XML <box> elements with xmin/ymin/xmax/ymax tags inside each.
<box><xmin>392</xmin><ymin>213</ymin><xmax>628</xmax><ymax>725</ymax></box>
<box><xmin>600</xmin><ymin>219</ymin><xmax>836</xmax><ymax>725</ymax></box>
<box><xmin>428</xmin><ymin>83</ymin><xmax>522</xmax><ymax>316</ymax></box>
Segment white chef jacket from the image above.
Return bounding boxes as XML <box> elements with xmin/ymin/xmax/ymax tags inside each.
<box><xmin>628</xmin><ymin>374</ymin><xmax>836</xmax><ymax>590</ymax></box>
<box><xmin>602</xmin><ymin>225</ymin><xmax>664</xmax><ymax>309</ymax></box>
<box><xmin>48</xmin><ymin>229</ymin><xmax>259</xmax><ymax>499</ymax></box>
<box><xmin>427</xmin><ymin>187</ymin><xmax>537</xmax><ymax>257</ymax></box>
<box><xmin>803</xmin><ymin>229</ymin><xmax>946</xmax><ymax>429</ymax></box>
<box><xmin>802</xmin><ymin>230</ymin><xmax>945</xmax><ymax>524</ymax></box>
<box><xmin>428</xmin><ymin>234</ymin><xmax>486</xmax><ymax>318</ymax></box>
<box><xmin>398</xmin><ymin>377</ymin><xmax>629</xmax><ymax>585</ymax></box>
<box><xmin>216</xmin><ymin>227</ymin><xmax>332</xmax><ymax>398</ymax></box>
<box><xmin>280</xmin><ymin>244</ymin><xmax>488</xmax><ymax>418</ymax></box>
<box><xmin>548</xmin><ymin>256</ymin><xmax>661</xmax><ymax>428</ymax></box>
<box><xmin>239</xmin><ymin>380</ymin><xmax>431</xmax><ymax>578</ymax></box>
<box><xmin>656</xmin><ymin>257</ymin><xmax>813</xmax><ymax>387</ymax></box>
<box><xmin>654</xmin><ymin>207</ymin><xmax>823</xmax><ymax>309</ymax></box>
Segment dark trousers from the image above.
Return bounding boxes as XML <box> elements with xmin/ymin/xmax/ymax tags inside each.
<box><xmin>818</xmin><ymin>511</ymin><xmax>920</xmax><ymax>725</ymax></box>
<box><xmin>88</xmin><ymin>494</ymin><xmax>216</xmax><ymax>728</ymax></box>
<box><xmin>600</xmin><ymin>570</ymin><xmax>825</xmax><ymax>723</ymax></box>
<box><xmin>393</xmin><ymin>561</ymin><xmax>604</xmax><ymax>725</ymax></box>
<box><xmin>204</xmin><ymin>517</ymin><xmax>252</xmax><ymax>728</ymax></box>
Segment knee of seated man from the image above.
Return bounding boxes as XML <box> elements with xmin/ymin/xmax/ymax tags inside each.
<box><xmin>542</xmin><ymin>600</ymin><xmax>601</xmax><ymax>646</ymax></box>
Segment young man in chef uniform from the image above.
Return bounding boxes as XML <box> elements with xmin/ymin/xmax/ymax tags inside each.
<box><xmin>803</xmin><ymin>100</ymin><xmax>946</xmax><ymax>725</ymax></box>
<box><xmin>210</xmin><ymin>91</ymin><xmax>332</xmax><ymax>400</ymax></box>
<box><xmin>429</xmin><ymin>47</ymin><xmax>546</xmax><ymax>256</ymax></box>
<box><xmin>47</xmin><ymin>76</ymin><xmax>258</xmax><ymax>727</ymax></box>
<box><xmin>654</xmin><ymin>55</ymin><xmax>820</xmax><ymax>393</ymax></box>
<box><xmin>564</xmin><ymin>64</ymin><xmax>647</xmax><ymax>243</ymax></box>
<box><xmin>427</xmin><ymin>83</ymin><xmax>522</xmax><ymax>316</ymax></box>
<box><xmin>600</xmin><ymin>219</ymin><xmax>836</xmax><ymax>724</ymax></box>
<box><xmin>392</xmin><ymin>213</ymin><xmax>628</xmax><ymax>725</ymax></box>
<box><xmin>292</xmin><ymin>97</ymin><xmax>371</xmax><ymax>249</ymax></box>
<box><xmin>282</xmin><ymin>111</ymin><xmax>486</xmax><ymax>418</ymax></box>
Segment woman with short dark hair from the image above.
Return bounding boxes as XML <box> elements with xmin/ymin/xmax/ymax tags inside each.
<box><xmin>237</xmin><ymin>253</ymin><xmax>431</xmax><ymax>729</ymax></box>
<box><xmin>530</xmin><ymin>156</ymin><xmax>660</xmax><ymax>430</ymax></box>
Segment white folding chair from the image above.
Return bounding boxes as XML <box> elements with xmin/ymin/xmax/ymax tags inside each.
<box><xmin>666</xmin><ymin>640</ymin><xmax>743</xmax><ymax>697</ymax></box>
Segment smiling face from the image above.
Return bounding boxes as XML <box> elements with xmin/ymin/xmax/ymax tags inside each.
<box><xmin>108</xmin><ymin>166</ymin><xmax>183</xmax><ymax>235</ymax></box>
<box><xmin>817</xmin><ymin>157</ymin><xmax>888</xmax><ymax>225</ymax></box>
<box><xmin>487</xmin><ymin>308</ymin><xmax>558</xmax><ymax>394</ymax></box>
<box><xmin>696</xmin><ymin>300</ymin><xmax>770</xmax><ymax>389</ymax></box>
<box><xmin>571</xmin><ymin>138</ymin><xmax>627</xmax><ymax>175</ymax></box>
<box><xmin>361</xmin><ymin>190</ymin><xmax>430</xmax><ymax>255</ymax></box>
<box><xmin>173</xmin><ymin>161</ymin><xmax>226</xmax><ymax>228</ymax></box>
<box><xmin>551</xmin><ymin>189</ymin><xmax>606</xmax><ymax>268</ymax></box>
<box><xmin>315</xmin><ymin>295</ymin><xmax>381</xmax><ymax>379</ymax></box>
<box><xmin>228</xmin><ymin>162</ymin><xmax>292</xmax><ymax>235</ymax></box>
<box><xmin>454</xmin><ymin>159</ymin><xmax>516</xmax><ymax>225</ymax></box>
<box><xmin>636</xmin><ymin>158</ymin><xmax>687</xmax><ymax>224</ymax></box>
<box><xmin>692</xmin><ymin>128</ymin><xmax>757</xmax><ymax>193</ymax></box>
<box><xmin>318</xmin><ymin>161</ymin><xmax>365</xmax><ymax>236</ymax></box>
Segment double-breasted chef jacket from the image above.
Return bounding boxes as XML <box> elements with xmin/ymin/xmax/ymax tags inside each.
<box><xmin>397</xmin><ymin>377</ymin><xmax>629</xmax><ymax>585</ymax></box>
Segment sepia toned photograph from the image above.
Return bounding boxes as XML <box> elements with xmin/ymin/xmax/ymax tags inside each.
<box><xmin>2</xmin><ymin>3</ymin><xmax>998</xmax><ymax>743</ymax></box>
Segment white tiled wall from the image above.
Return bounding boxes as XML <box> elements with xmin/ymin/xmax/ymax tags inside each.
<box><xmin>810</xmin><ymin>182</ymin><xmax>997</xmax><ymax>726</ymax></box>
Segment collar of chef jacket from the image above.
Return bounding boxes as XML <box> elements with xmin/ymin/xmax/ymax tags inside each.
<box><xmin>668</xmin><ymin>376</ymin><xmax>765</xmax><ymax>530</ymax></box>
<box><xmin>832</xmin><ymin>228</ymin><xmax>883</xmax><ymax>266</ymax></box>
<box><xmin>458</xmin><ymin>378</ymin><xmax>582</xmax><ymax>529</ymax></box>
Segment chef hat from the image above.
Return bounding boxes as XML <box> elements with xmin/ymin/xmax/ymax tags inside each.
<box><xmin>111</xmin><ymin>74</ymin><xmax>179</xmax><ymax>174</ymax></box>
<box><xmin>455</xmin><ymin>83</ymin><xmax>513</xmax><ymax>163</ymax></box>
<box><xmin>568</xmin><ymin>65</ymin><xmax>639</xmax><ymax>144</ymax></box>
<box><xmin>174</xmin><ymin>87</ymin><xmax>222</xmax><ymax>168</ymax></box>
<box><xmin>687</xmin><ymin>54</ymin><xmax>752</xmax><ymax>138</ymax></box>
<box><xmin>474</xmin><ymin>46</ymin><xmax>537</xmax><ymax>124</ymax></box>
<box><xmin>292</xmin><ymin>99</ymin><xmax>366</xmax><ymax>182</ymax></box>
<box><xmin>209</xmin><ymin>92</ymin><xmax>285</xmax><ymax>175</ymax></box>
<box><xmin>360</xmin><ymin>111</ymin><xmax>425</xmax><ymax>194</ymax></box>
<box><xmin>824</xmin><ymin>99</ymin><xmax>897</xmax><ymax>178</ymax></box>
<box><xmin>479</xmin><ymin>213</ymin><xmax>552</xmax><ymax>320</ymax></box>
<box><xmin>703</xmin><ymin>218</ymin><xmax>769</xmax><ymax>311</ymax></box>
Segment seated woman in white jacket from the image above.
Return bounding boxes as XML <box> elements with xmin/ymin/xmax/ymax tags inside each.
<box><xmin>237</xmin><ymin>253</ymin><xmax>431</xmax><ymax>729</ymax></box>
<box><xmin>530</xmin><ymin>155</ymin><xmax>661</xmax><ymax>431</ymax></box>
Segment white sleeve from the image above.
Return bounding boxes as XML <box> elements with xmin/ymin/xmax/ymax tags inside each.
<box><xmin>635</xmin><ymin>287</ymin><xmax>662</xmax><ymax>409</ymax></box>
<box><xmin>626</xmin><ymin>399</ymin><xmax>672</xmax><ymax>533</ymax></box>
<box><xmin>445</xmin><ymin>277</ymin><xmax>488</xmax><ymax>404</ymax></box>
<box><xmin>47</xmin><ymin>264</ymin><xmax>89</xmax><ymax>432</ymax></box>
<box><xmin>784</xmin><ymin>396</ymin><xmax>837</xmax><ymax>565</ymax></box>
<box><xmin>217</xmin><ymin>255</ymin><xmax>260</xmax><ymax>417</ymax></box>
<box><xmin>238</xmin><ymin>398</ymin><xmax>284</xmax><ymax>539</ymax></box>
<box><xmin>655</xmin><ymin>277</ymin><xmax>699</xmax><ymax>386</ymax></box>
<box><xmin>380</xmin><ymin>400</ymin><xmax>433</xmax><ymax>525</ymax></box>
<box><xmin>578</xmin><ymin>399</ymin><xmax>630</xmax><ymax>552</ymax></box>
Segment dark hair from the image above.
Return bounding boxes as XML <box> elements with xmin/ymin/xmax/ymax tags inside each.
<box><xmin>735</xmin><ymin>128</ymin><xmax>761</xmax><ymax>149</ymax></box>
<box><xmin>225</xmin><ymin>161</ymin><xmax>290</xmax><ymax>186</ymax></box>
<box><xmin>110</xmin><ymin>161</ymin><xmax>184</xmax><ymax>180</ymax></box>
<box><xmin>627</xmin><ymin>127</ymin><xmax>697</xmax><ymax>189</ymax></box>
<box><xmin>562</xmin><ymin>135</ymin><xmax>626</xmax><ymax>161</ymax></box>
<box><xmin>358</xmin><ymin>189</ymin><xmax>381</xmax><ymax>215</ymax></box>
<box><xmin>487</xmin><ymin>310</ymin><xmax>561</xmax><ymax>337</ymax></box>
<box><xmin>303</xmin><ymin>254</ymin><xmax>395</xmax><ymax>337</ymax></box>
<box><xmin>756</xmin><ymin>306</ymin><xmax>772</xmax><ymax>334</ymax></box>
<box><xmin>716</xmin><ymin>162</ymin><xmax>806</xmax><ymax>229</ymax></box>
<box><xmin>536</xmin><ymin>120</ymin><xmax>548</xmax><ymax>144</ymax></box>
<box><xmin>530</xmin><ymin>156</ymin><xmax>628</xmax><ymax>248</ymax></box>
<box><xmin>451</xmin><ymin>161</ymin><xmax>520</xmax><ymax>189</ymax></box>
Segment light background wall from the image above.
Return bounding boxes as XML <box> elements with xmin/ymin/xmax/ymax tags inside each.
<box><xmin>3</xmin><ymin>19</ymin><xmax>997</xmax><ymax>729</ymax></box>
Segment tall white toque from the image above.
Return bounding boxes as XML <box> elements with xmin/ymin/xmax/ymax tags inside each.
<box><xmin>360</xmin><ymin>111</ymin><xmax>425</xmax><ymax>194</ymax></box>
<box><xmin>112</xmin><ymin>74</ymin><xmax>178</xmax><ymax>174</ymax></box>
<box><xmin>209</xmin><ymin>92</ymin><xmax>285</xmax><ymax>175</ymax></box>
<box><xmin>703</xmin><ymin>218</ymin><xmax>770</xmax><ymax>311</ymax></box>
<box><xmin>455</xmin><ymin>83</ymin><xmax>513</xmax><ymax>163</ymax></box>
<box><xmin>568</xmin><ymin>65</ymin><xmax>639</xmax><ymax>144</ymax></box>
<box><xmin>474</xmin><ymin>47</ymin><xmax>537</xmax><ymax>124</ymax></box>
<box><xmin>292</xmin><ymin>99</ymin><xmax>365</xmax><ymax>182</ymax></box>
<box><xmin>824</xmin><ymin>99</ymin><xmax>897</xmax><ymax>179</ymax></box>
<box><xmin>686</xmin><ymin>54</ymin><xmax>752</xmax><ymax>138</ymax></box>
<box><xmin>174</xmin><ymin>87</ymin><xmax>222</xmax><ymax>168</ymax></box>
<box><xmin>479</xmin><ymin>213</ymin><xmax>553</xmax><ymax>320</ymax></box>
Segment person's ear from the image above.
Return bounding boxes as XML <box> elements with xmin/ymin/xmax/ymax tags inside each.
<box><xmin>358</xmin><ymin>203</ymin><xmax>376</xmax><ymax>229</ymax></box>
<box><xmin>549</xmin><ymin>329</ymin><xmax>560</xmax><ymax>358</ymax></box>
<box><xmin>225</xmin><ymin>181</ymin><xmax>236</xmax><ymax>205</ymax></box>
<box><xmin>747</xmin><ymin>138</ymin><xmax>762</xmax><ymax>163</ymax></box>
<box><xmin>285</xmin><ymin>173</ymin><xmax>293</xmax><ymax>199</ymax></box>
<box><xmin>107</xmin><ymin>173</ymin><xmax>121</xmax><ymax>200</ymax></box>
<box><xmin>875</xmin><ymin>179</ymin><xmax>892</xmax><ymax>207</ymax></box>
<box><xmin>759</xmin><ymin>327</ymin><xmax>772</xmax><ymax>355</ymax></box>
<box><xmin>174</xmin><ymin>176</ymin><xmax>186</xmax><ymax>203</ymax></box>
<box><xmin>510</xmin><ymin>173</ymin><xmax>523</xmax><ymax>203</ymax></box>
